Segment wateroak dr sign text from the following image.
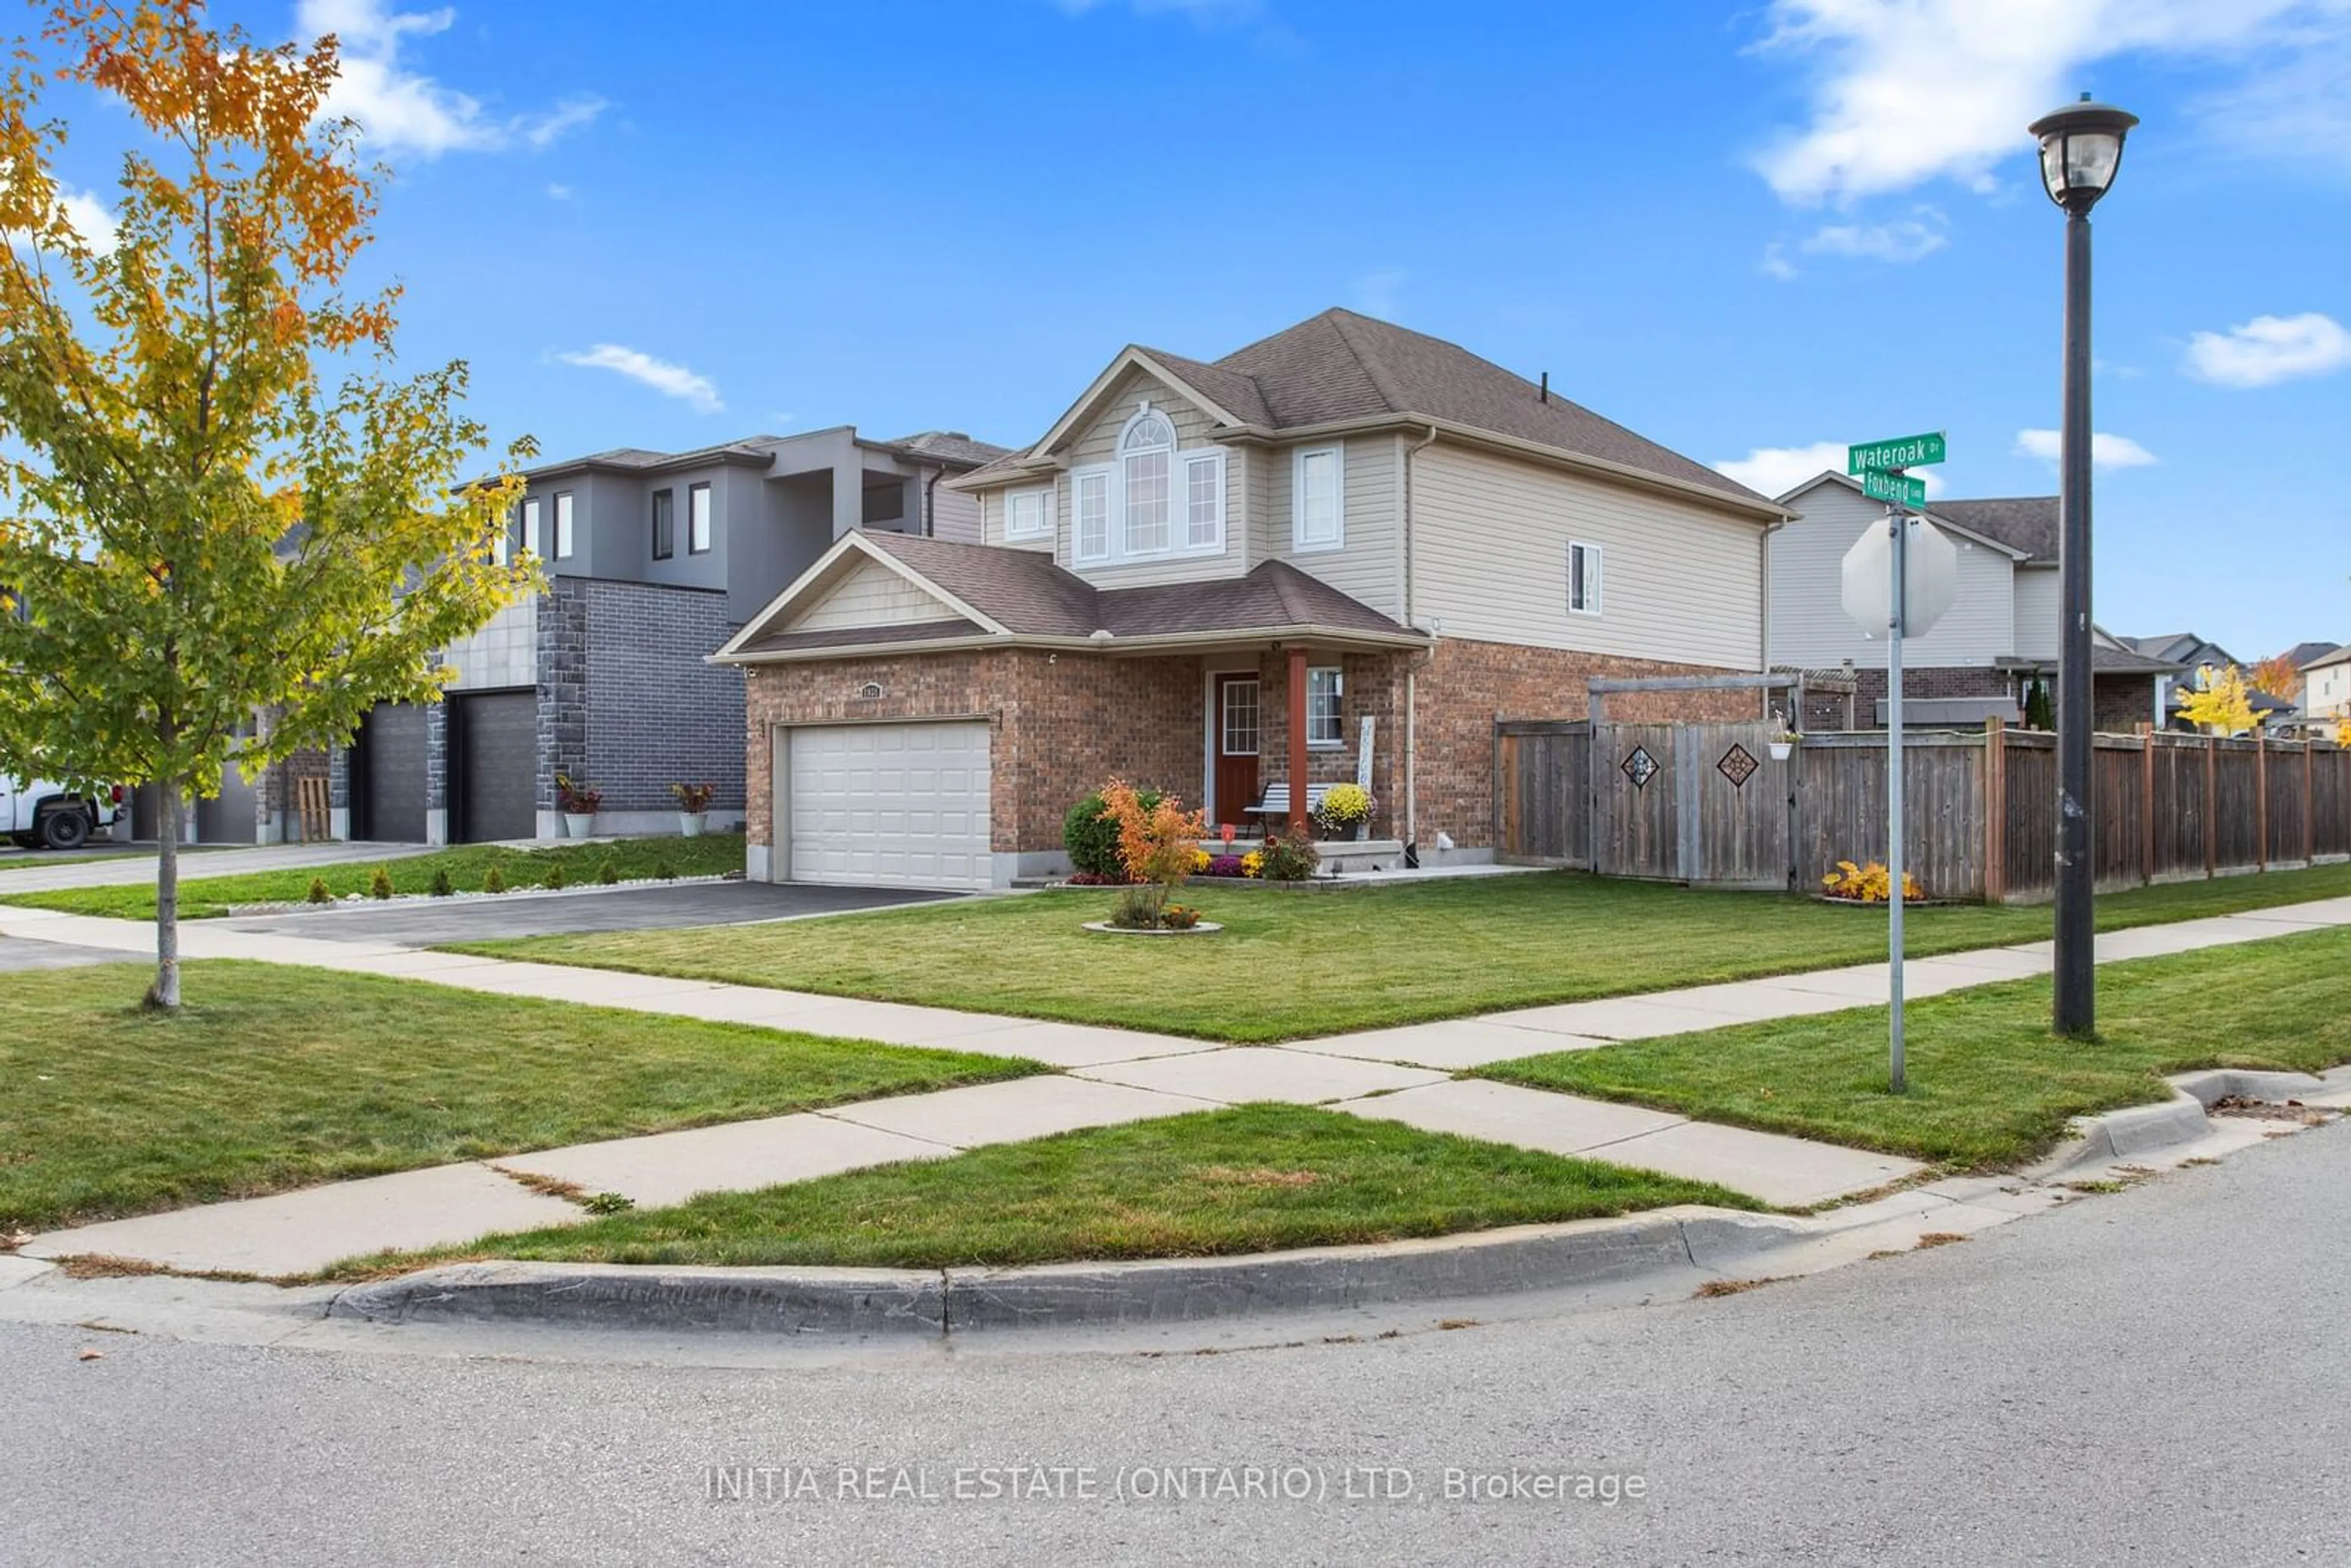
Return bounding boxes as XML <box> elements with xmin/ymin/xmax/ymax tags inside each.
<box><xmin>1847</xmin><ymin>432</ymin><xmax>1947</xmax><ymax>474</ymax></box>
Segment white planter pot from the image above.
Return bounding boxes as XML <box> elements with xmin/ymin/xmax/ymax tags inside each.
<box><xmin>1769</xmin><ymin>741</ymin><xmax>1795</xmax><ymax>762</ymax></box>
<box><xmin>678</xmin><ymin>812</ymin><xmax>707</xmax><ymax>838</ymax></box>
<box><xmin>563</xmin><ymin>812</ymin><xmax>596</xmax><ymax>839</ymax></box>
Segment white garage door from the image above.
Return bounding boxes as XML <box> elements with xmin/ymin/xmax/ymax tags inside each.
<box><xmin>786</xmin><ymin>722</ymin><xmax>993</xmax><ymax>891</ymax></box>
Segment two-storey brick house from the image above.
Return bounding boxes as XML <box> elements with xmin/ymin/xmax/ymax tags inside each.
<box><xmin>714</xmin><ymin>310</ymin><xmax>1790</xmax><ymax>890</ymax></box>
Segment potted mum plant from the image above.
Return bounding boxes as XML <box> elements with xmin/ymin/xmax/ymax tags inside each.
<box><xmin>670</xmin><ymin>781</ymin><xmax>716</xmax><ymax>837</ymax></box>
<box><xmin>1312</xmin><ymin>782</ymin><xmax>1374</xmax><ymax>841</ymax></box>
<box><xmin>555</xmin><ymin>772</ymin><xmax>602</xmax><ymax>839</ymax></box>
<box><xmin>1768</xmin><ymin>710</ymin><xmax>1801</xmax><ymax>763</ymax></box>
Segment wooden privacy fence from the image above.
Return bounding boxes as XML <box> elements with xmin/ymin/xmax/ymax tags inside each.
<box><xmin>1496</xmin><ymin>716</ymin><xmax>2351</xmax><ymax>902</ymax></box>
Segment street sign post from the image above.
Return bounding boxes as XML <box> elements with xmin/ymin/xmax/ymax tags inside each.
<box><xmin>1860</xmin><ymin>470</ymin><xmax>1928</xmax><ymax>509</ymax></box>
<box><xmin>1841</xmin><ymin>433</ymin><xmax>1956</xmax><ymax>1093</ymax></box>
<box><xmin>1847</xmin><ymin>431</ymin><xmax>1946</xmax><ymax>474</ymax></box>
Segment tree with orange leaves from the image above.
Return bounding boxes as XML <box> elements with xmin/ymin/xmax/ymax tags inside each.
<box><xmin>2248</xmin><ymin>653</ymin><xmax>2302</xmax><ymax>705</ymax></box>
<box><xmin>1098</xmin><ymin>779</ymin><xmax>1206</xmax><ymax>928</ymax></box>
<box><xmin>0</xmin><ymin>1</ymin><xmax>535</xmax><ymax>1007</ymax></box>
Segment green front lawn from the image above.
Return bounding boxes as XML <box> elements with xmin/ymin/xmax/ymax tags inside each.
<box><xmin>1482</xmin><ymin>925</ymin><xmax>2351</xmax><ymax>1169</ymax></box>
<box><xmin>0</xmin><ymin>959</ymin><xmax>1041</xmax><ymax>1233</ymax></box>
<box><xmin>327</xmin><ymin>1104</ymin><xmax>1755</xmax><ymax>1275</ymax></box>
<box><xmin>443</xmin><ymin>863</ymin><xmax>2351</xmax><ymax>1043</ymax></box>
<box><xmin>2</xmin><ymin>833</ymin><xmax>748</xmax><ymax>919</ymax></box>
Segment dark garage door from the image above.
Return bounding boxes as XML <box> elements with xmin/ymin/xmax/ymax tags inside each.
<box><xmin>454</xmin><ymin>691</ymin><xmax>537</xmax><ymax>843</ymax></box>
<box><xmin>356</xmin><ymin>702</ymin><xmax>429</xmax><ymax>842</ymax></box>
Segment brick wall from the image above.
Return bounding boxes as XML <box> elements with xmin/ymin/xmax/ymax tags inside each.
<box><xmin>573</xmin><ymin>579</ymin><xmax>746</xmax><ymax>812</ymax></box>
<box><xmin>2094</xmin><ymin>674</ymin><xmax>2159</xmax><ymax>733</ymax></box>
<box><xmin>742</xmin><ymin>649</ymin><xmax>1202</xmax><ymax>855</ymax></box>
<box><xmin>1848</xmin><ymin>665</ymin><xmax>2017</xmax><ymax>707</ymax></box>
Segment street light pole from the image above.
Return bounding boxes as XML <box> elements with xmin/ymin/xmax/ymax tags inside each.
<box><xmin>2029</xmin><ymin>95</ymin><xmax>2137</xmax><ymax>1040</ymax></box>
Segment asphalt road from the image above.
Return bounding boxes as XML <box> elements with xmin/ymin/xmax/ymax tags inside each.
<box><xmin>214</xmin><ymin>880</ymin><xmax>962</xmax><ymax>943</ymax></box>
<box><xmin>5</xmin><ymin>1123</ymin><xmax>2346</xmax><ymax>1565</ymax></box>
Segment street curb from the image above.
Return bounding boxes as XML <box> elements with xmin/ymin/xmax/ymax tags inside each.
<box><xmin>326</xmin><ymin>1206</ymin><xmax>1820</xmax><ymax>1337</ymax></box>
<box><xmin>2024</xmin><ymin>1068</ymin><xmax>2335</xmax><ymax>1179</ymax></box>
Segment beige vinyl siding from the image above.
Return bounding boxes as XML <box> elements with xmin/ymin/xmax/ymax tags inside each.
<box><xmin>787</xmin><ymin>558</ymin><xmax>962</xmax><ymax>632</ymax></box>
<box><xmin>2308</xmin><ymin>660</ymin><xmax>2351</xmax><ymax>719</ymax></box>
<box><xmin>1766</xmin><ymin>478</ymin><xmax>2015</xmax><ymax>670</ymax></box>
<box><xmin>930</xmin><ymin>484</ymin><xmax>982</xmax><ymax>546</ymax></box>
<box><xmin>1056</xmin><ymin>369</ymin><xmax>1245</xmax><ymax>588</ymax></box>
<box><xmin>1415</xmin><ymin>443</ymin><xmax>1764</xmax><ymax>668</ymax></box>
<box><xmin>2011</xmin><ymin>566</ymin><xmax>2060</xmax><ymax>662</ymax></box>
<box><xmin>1272</xmin><ymin>433</ymin><xmax>1404</xmax><ymax>620</ymax></box>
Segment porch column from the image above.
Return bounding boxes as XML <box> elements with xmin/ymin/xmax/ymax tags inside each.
<box><xmin>1287</xmin><ymin>645</ymin><xmax>1310</xmax><ymax>838</ymax></box>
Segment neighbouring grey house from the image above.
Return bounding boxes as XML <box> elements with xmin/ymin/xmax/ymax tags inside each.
<box><xmin>1766</xmin><ymin>473</ymin><xmax>2180</xmax><ymax>732</ymax></box>
<box><xmin>301</xmin><ymin>426</ymin><xmax>1006</xmax><ymax>846</ymax></box>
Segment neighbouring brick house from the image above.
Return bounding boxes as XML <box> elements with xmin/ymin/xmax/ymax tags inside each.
<box><xmin>714</xmin><ymin>309</ymin><xmax>1790</xmax><ymax>890</ymax></box>
<box><xmin>1768</xmin><ymin>473</ymin><xmax>2181</xmax><ymax>735</ymax></box>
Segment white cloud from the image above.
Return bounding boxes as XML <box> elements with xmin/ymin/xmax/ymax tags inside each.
<box><xmin>2013</xmin><ymin>429</ymin><xmax>2160</xmax><ymax>468</ymax></box>
<box><xmin>6</xmin><ymin>186</ymin><xmax>118</xmax><ymax>257</ymax></box>
<box><xmin>555</xmin><ymin>345</ymin><xmax>724</xmax><ymax>415</ymax></box>
<box><xmin>1760</xmin><ymin>242</ymin><xmax>1798</xmax><ymax>280</ymax></box>
<box><xmin>298</xmin><ymin>1</ymin><xmax>605</xmax><ymax>159</ymax></box>
<box><xmin>1799</xmin><ymin>211</ymin><xmax>1946</xmax><ymax>264</ymax></box>
<box><xmin>1749</xmin><ymin>0</ymin><xmax>2332</xmax><ymax>204</ymax></box>
<box><xmin>545</xmin><ymin>182</ymin><xmax>572</xmax><ymax>201</ymax></box>
<box><xmin>1712</xmin><ymin>441</ymin><xmax>1948</xmax><ymax>500</ymax></box>
<box><xmin>1354</xmin><ymin>267</ymin><xmax>1406</xmax><ymax>320</ymax></box>
<box><xmin>2182</xmin><ymin>312</ymin><xmax>2351</xmax><ymax>388</ymax></box>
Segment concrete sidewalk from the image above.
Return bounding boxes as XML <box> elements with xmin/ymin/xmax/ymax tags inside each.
<box><xmin>8</xmin><ymin>891</ymin><xmax>2350</xmax><ymax>1276</ymax></box>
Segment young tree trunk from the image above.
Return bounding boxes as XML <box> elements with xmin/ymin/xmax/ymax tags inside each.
<box><xmin>146</xmin><ymin>772</ymin><xmax>182</xmax><ymax>1011</ymax></box>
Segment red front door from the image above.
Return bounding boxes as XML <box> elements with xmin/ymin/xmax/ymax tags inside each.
<box><xmin>1213</xmin><ymin>675</ymin><xmax>1261</xmax><ymax>828</ymax></box>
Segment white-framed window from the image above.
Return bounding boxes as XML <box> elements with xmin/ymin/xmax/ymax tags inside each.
<box><xmin>1182</xmin><ymin>451</ymin><xmax>1224</xmax><ymax>551</ymax></box>
<box><xmin>1075</xmin><ymin>470</ymin><xmax>1110</xmax><ymax>561</ymax></box>
<box><xmin>1006</xmin><ymin>486</ymin><xmax>1054</xmax><ymax>541</ymax></box>
<box><xmin>552</xmin><ymin>492</ymin><xmax>574</xmax><ymax>559</ymax></box>
<box><xmin>1567</xmin><ymin>541</ymin><xmax>1602</xmax><ymax>615</ymax></box>
<box><xmin>688</xmin><ymin>482</ymin><xmax>711</xmax><ymax>554</ymax></box>
<box><xmin>522</xmin><ymin>497</ymin><xmax>542</xmax><ymax>558</ymax></box>
<box><xmin>1121</xmin><ymin>406</ymin><xmax>1173</xmax><ymax>555</ymax></box>
<box><xmin>1307</xmin><ymin>666</ymin><xmax>1344</xmax><ymax>748</ymax></box>
<box><xmin>1221</xmin><ymin>677</ymin><xmax>1260</xmax><ymax>756</ymax></box>
<box><xmin>493</xmin><ymin>505</ymin><xmax>514</xmax><ymax>566</ymax></box>
<box><xmin>1294</xmin><ymin>446</ymin><xmax>1343</xmax><ymax>551</ymax></box>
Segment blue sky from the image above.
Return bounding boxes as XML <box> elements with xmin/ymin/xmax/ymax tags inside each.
<box><xmin>89</xmin><ymin>2</ymin><xmax>2351</xmax><ymax>656</ymax></box>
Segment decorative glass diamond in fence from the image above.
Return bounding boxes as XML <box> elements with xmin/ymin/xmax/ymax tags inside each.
<box><xmin>1716</xmin><ymin>743</ymin><xmax>1760</xmax><ymax>790</ymax></box>
<box><xmin>1621</xmin><ymin>746</ymin><xmax>1659</xmax><ymax>789</ymax></box>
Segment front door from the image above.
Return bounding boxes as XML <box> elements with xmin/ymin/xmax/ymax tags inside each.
<box><xmin>1213</xmin><ymin>675</ymin><xmax>1260</xmax><ymax>828</ymax></box>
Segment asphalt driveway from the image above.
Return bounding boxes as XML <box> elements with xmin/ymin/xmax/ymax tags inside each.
<box><xmin>214</xmin><ymin>880</ymin><xmax>964</xmax><ymax>945</ymax></box>
<box><xmin>0</xmin><ymin>936</ymin><xmax>138</xmax><ymax>972</ymax></box>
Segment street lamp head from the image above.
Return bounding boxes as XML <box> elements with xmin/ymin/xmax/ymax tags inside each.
<box><xmin>2029</xmin><ymin>96</ymin><xmax>2139</xmax><ymax>214</ymax></box>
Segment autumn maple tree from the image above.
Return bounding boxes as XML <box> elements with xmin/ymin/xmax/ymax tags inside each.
<box><xmin>0</xmin><ymin>0</ymin><xmax>534</xmax><ymax>1008</ymax></box>
<box><xmin>2176</xmin><ymin>665</ymin><xmax>2261</xmax><ymax>737</ymax></box>
<box><xmin>2248</xmin><ymin>652</ymin><xmax>2303</xmax><ymax>703</ymax></box>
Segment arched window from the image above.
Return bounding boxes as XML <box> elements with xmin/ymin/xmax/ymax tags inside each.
<box><xmin>1119</xmin><ymin>404</ymin><xmax>1174</xmax><ymax>555</ymax></box>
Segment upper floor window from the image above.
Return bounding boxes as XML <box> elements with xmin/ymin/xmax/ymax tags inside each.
<box><xmin>492</xmin><ymin>506</ymin><xmax>513</xmax><ymax>567</ymax></box>
<box><xmin>522</xmin><ymin>497</ymin><xmax>542</xmax><ymax>558</ymax></box>
<box><xmin>552</xmin><ymin>492</ymin><xmax>574</xmax><ymax>559</ymax></box>
<box><xmin>651</xmin><ymin>489</ymin><xmax>675</xmax><ymax>560</ymax></box>
<box><xmin>1307</xmin><ymin>666</ymin><xmax>1344</xmax><ymax>748</ymax></box>
<box><xmin>1568</xmin><ymin>541</ymin><xmax>1603</xmax><ymax>615</ymax></box>
<box><xmin>688</xmin><ymin>483</ymin><xmax>712</xmax><ymax>554</ymax></box>
<box><xmin>1072</xmin><ymin>401</ymin><xmax>1224</xmax><ymax>565</ymax></box>
<box><xmin>1006</xmin><ymin>487</ymin><xmax>1054</xmax><ymax>541</ymax></box>
<box><xmin>1294</xmin><ymin>446</ymin><xmax>1343</xmax><ymax>551</ymax></box>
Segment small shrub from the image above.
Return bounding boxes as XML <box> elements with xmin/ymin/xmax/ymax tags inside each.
<box><xmin>655</xmin><ymin>858</ymin><xmax>678</xmax><ymax>881</ymax></box>
<box><xmin>1062</xmin><ymin>788</ymin><xmax>1156</xmax><ymax>880</ymax></box>
<box><xmin>1161</xmin><ymin>902</ymin><xmax>1201</xmax><ymax>930</ymax></box>
<box><xmin>544</xmin><ymin>862</ymin><xmax>568</xmax><ymax>890</ymax></box>
<box><xmin>1099</xmin><ymin>778</ymin><xmax>1205</xmax><ymax>927</ymax></box>
<box><xmin>367</xmin><ymin>865</ymin><xmax>395</xmax><ymax>900</ymax></box>
<box><xmin>482</xmin><ymin>865</ymin><xmax>508</xmax><ymax>894</ymax></box>
<box><xmin>305</xmin><ymin>876</ymin><xmax>332</xmax><ymax>904</ymax></box>
<box><xmin>597</xmin><ymin>859</ymin><xmax>620</xmax><ymax>885</ymax></box>
<box><xmin>427</xmin><ymin>868</ymin><xmax>456</xmax><ymax>898</ymax></box>
<box><xmin>1256</xmin><ymin>835</ymin><xmax>1319</xmax><ymax>883</ymax></box>
<box><xmin>1820</xmin><ymin>859</ymin><xmax>1922</xmax><ymax>903</ymax></box>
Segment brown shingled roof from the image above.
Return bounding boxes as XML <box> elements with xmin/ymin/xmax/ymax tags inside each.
<box><xmin>1928</xmin><ymin>497</ymin><xmax>2059</xmax><ymax>564</ymax></box>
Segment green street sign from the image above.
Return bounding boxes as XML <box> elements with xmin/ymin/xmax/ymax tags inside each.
<box><xmin>1861</xmin><ymin>470</ymin><xmax>1928</xmax><ymax>508</ymax></box>
<box><xmin>1848</xmin><ymin>431</ymin><xmax>1947</xmax><ymax>473</ymax></box>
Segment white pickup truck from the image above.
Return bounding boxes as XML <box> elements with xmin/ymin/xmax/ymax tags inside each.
<box><xmin>0</xmin><ymin>775</ymin><xmax>124</xmax><ymax>850</ymax></box>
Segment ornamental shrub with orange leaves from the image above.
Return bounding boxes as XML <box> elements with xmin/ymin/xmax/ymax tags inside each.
<box><xmin>1098</xmin><ymin>779</ymin><xmax>1207</xmax><ymax>928</ymax></box>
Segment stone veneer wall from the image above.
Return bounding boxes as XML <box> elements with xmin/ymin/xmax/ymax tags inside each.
<box><xmin>564</xmin><ymin>579</ymin><xmax>745</xmax><ymax>814</ymax></box>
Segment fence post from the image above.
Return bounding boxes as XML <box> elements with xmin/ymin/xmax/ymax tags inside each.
<box><xmin>2137</xmin><ymin>721</ymin><xmax>2155</xmax><ymax>885</ymax></box>
<box><xmin>1982</xmin><ymin>716</ymin><xmax>2007</xmax><ymax>903</ymax></box>
<box><xmin>2255</xmin><ymin>730</ymin><xmax>2269</xmax><ymax>872</ymax></box>
<box><xmin>2205</xmin><ymin>736</ymin><xmax>2218</xmax><ymax>880</ymax></box>
<box><xmin>2304</xmin><ymin>738</ymin><xmax>2315</xmax><ymax>866</ymax></box>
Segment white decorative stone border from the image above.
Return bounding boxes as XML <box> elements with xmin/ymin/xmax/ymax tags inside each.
<box><xmin>1080</xmin><ymin>920</ymin><xmax>1224</xmax><ymax>937</ymax></box>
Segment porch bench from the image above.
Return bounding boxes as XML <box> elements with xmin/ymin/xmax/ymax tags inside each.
<box><xmin>1246</xmin><ymin>782</ymin><xmax>1335</xmax><ymax>822</ymax></box>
